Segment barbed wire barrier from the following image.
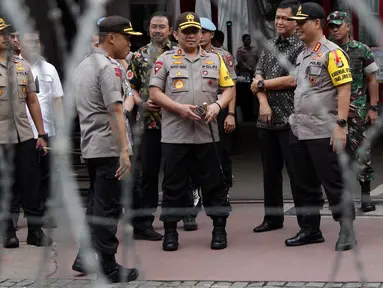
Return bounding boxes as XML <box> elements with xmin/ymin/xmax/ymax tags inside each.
<box><xmin>0</xmin><ymin>0</ymin><xmax>381</xmax><ymax>286</ymax></box>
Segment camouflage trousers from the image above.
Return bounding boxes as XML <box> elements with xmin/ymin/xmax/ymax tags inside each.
<box><xmin>346</xmin><ymin>117</ymin><xmax>375</xmax><ymax>182</ymax></box>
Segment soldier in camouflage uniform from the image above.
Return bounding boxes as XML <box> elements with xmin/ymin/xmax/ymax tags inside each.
<box><xmin>327</xmin><ymin>11</ymin><xmax>379</xmax><ymax>212</ymax></box>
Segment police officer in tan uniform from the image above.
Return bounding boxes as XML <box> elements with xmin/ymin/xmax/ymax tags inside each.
<box><xmin>0</xmin><ymin>18</ymin><xmax>52</xmax><ymax>248</ymax></box>
<box><xmin>187</xmin><ymin>17</ymin><xmax>237</xmax><ymax>220</ymax></box>
<box><xmin>149</xmin><ymin>12</ymin><xmax>234</xmax><ymax>251</ymax></box>
<box><xmin>72</xmin><ymin>16</ymin><xmax>139</xmax><ymax>283</ymax></box>
<box><xmin>252</xmin><ymin>3</ymin><xmax>356</xmax><ymax>251</ymax></box>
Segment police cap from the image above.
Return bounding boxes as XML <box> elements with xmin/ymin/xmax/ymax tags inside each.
<box><xmin>0</xmin><ymin>18</ymin><xmax>11</xmax><ymax>32</ymax></box>
<box><xmin>200</xmin><ymin>17</ymin><xmax>216</xmax><ymax>32</ymax></box>
<box><xmin>175</xmin><ymin>12</ymin><xmax>201</xmax><ymax>30</ymax></box>
<box><xmin>288</xmin><ymin>2</ymin><xmax>326</xmax><ymax>21</ymax></box>
<box><xmin>99</xmin><ymin>15</ymin><xmax>142</xmax><ymax>36</ymax></box>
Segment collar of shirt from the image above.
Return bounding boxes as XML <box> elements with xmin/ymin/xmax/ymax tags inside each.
<box><xmin>340</xmin><ymin>39</ymin><xmax>358</xmax><ymax>49</ymax></box>
<box><xmin>275</xmin><ymin>34</ymin><xmax>299</xmax><ymax>45</ymax></box>
<box><xmin>148</xmin><ymin>39</ymin><xmax>173</xmax><ymax>50</ymax></box>
<box><xmin>175</xmin><ymin>46</ymin><xmax>208</xmax><ymax>60</ymax></box>
<box><xmin>93</xmin><ymin>47</ymin><xmax>110</xmax><ymax>58</ymax></box>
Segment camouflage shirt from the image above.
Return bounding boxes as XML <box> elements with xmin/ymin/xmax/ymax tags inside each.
<box><xmin>128</xmin><ymin>40</ymin><xmax>178</xmax><ymax>130</ymax></box>
<box><xmin>339</xmin><ymin>40</ymin><xmax>378</xmax><ymax>119</ymax></box>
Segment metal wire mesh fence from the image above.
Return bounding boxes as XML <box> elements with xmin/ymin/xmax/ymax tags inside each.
<box><xmin>0</xmin><ymin>0</ymin><xmax>382</xmax><ymax>286</ymax></box>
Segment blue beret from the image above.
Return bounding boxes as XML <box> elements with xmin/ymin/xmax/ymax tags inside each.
<box><xmin>200</xmin><ymin>17</ymin><xmax>216</xmax><ymax>32</ymax></box>
<box><xmin>97</xmin><ymin>17</ymin><xmax>105</xmax><ymax>27</ymax></box>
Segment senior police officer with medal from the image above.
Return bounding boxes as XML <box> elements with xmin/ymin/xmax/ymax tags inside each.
<box><xmin>73</xmin><ymin>16</ymin><xmax>139</xmax><ymax>283</ymax></box>
<box><xmin>186</xmin><ymin>17</ymin><xmax>237</xmax><ymax>220</ymax></box>
<box><xmin>250</xmin><ymin>3</ymin><xmax>356</xmax><ymax>251</ymax></box>
<box><xmin>286</xmin><ymin>3</ymin><xmax>356</xmax><ymax>251</ymax></box>
<box><xmin>149</xmin><ymin>12</ymin><xmax>234</xmax><ymax>251</ymax></box>
<box><xmin>0</xmin><ymin>18</ymin><xmax>52</xmax><ymax>248</ymax></box>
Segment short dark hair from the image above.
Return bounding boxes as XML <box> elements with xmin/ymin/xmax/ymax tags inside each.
<box><xmin>149</xmin><ymin>11</ymin><xmax>173</xmax><ymax>28</ymax></box>
<box><xmin>213</xmin><ymin>30</ymin><xmax>224</xmax><ymax>44</ymax></box>
<box><xmin>242</xmin><ymin>34</ymin><xmax>250</xmax><ymax>41</ymax></box>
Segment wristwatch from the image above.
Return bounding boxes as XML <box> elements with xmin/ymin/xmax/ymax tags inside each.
<box><xmin>38</xmin><ymin>133</ymin><xmax>49</xmax><ymax>142</ymax></box>
<box><xmin>337</xmin><ymin>119</ymin><xmax>347</xmax><ymax>128</ymax></box>
<box><xmin>369</xmin><ymin>105</ymin><xmax>379</xmax><ymax>112</ymax></box>
<box><xmin>257</xmin><ymin>80</ymin><xmax>265</xmax><ymax>91</ymax></box>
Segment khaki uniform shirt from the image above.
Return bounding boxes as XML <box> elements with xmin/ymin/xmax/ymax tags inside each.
<box><xmin>289</xmin><ymin>36</ymin><xmax>353</xmax><ymax>140</ymax></box>
<box><xmin>149</xmin><ymin>47</ymin><xmax>234</xmax><ymax>144</ymax></box>
<box><xmin>0</xmin><ymin>57</ymin><xmax>36</xmax><ymax>144</ymax></box>
<box><xmin>74</xmin><ymin>48</ymin><xmax>123</xmax><ymax>159</ymax></box>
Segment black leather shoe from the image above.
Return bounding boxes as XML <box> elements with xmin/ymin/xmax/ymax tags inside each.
<box><xmin>335</xmin><ymin>222</ymin><xmax>357</xmax><ymax>251</ymax></box>
<box><xmin>162</xmin><ymin>231</ymin><xmax>179</xmax><ymax>251</ymax></box>
<box><xmin>285</xmin><ymin>229</ymin><xmax>325</xmax><ymax>246</ymax></box>
<box><xmin>360</xmin><ymin>201</ymin><xmax>376</xmax><ymax>212</ymax></box>
<box><xmin>72</xmin><ymin>254</ymin><xmax>86</xmax><ymax>274</ymax></box>
<box><xmin>27</xmin><ymin>229</ymin><xmax>53</xmax><ymax>247</ymax></box>
<box><xmin>72</xmin><ymin>251</ymin><xmax>98</xmax><ymax>274</ymax></box>
<box><xmin>102</xmin><ymin>263</ymin><xmax>139</xmax><ymax>283</ymax></box>
<box><xmin>3</xmin><ymin>234</ymin><xmax>19</xmax><ymax>248</ymax></box>
<box><xmin>183</xmin><ymin>216</ymin><xmax>198</xmax><ymax>231</ymax></box>
<box><xmin>211</xmin><ymin>228</ymin><xmax>227</xmax><ymax>250</ymax></box>
<box><xmin>253</xmin><ymin>222</ymin><xmax>283</xmax><ymax>233</ymax></box>
<box><xmin>134</xmin><ymin>229</ymin><xmax>163</xmax><ymax>241</ymax></box>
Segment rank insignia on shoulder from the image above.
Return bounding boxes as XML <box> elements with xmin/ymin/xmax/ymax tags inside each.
<box><xmin>313</xmin><ymin>42</ymin><xmax>321</xmax><ymax>53</ymax></box>
<box><xmin>127</xmin><ymin>70</ymin><xmax>134</xmax><ymax>80</ymax></box>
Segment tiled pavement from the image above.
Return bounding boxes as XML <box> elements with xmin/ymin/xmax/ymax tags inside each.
<box><xmin>1</xmin><ymin>280</ymin><xmax>383</xmax><ymax>288</ymax></box>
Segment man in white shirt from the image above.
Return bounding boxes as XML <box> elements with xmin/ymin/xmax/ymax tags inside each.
<box><xmin>21</xmin><ymin>32</ymin><xmax>64</xmax><ymax>224</ymax></box>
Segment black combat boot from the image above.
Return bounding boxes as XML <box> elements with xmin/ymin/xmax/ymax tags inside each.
<box><xmin>335</xmin><ymin>220</ymin><xmax>357</xmax><ymax>251</ymax></box>
<box><xmin>2</xmin><ymin>219</ymin><xmax>19</xmax><ymax>248</ymax></box>
<box><xmin>211</xmin><ymin>217</ymin><xmax>227</xmax><ymax>250</ymax></box>
<box><xmin>285</xmin><ymin>214</ymin><xmax>324</xmax><ymax>247</ymax></box>
<box><xmin>182</xmin><ymin>216</ymin><xmax>198</xmax><ymax>231</ymax></box>
<box><xmin>162</xmin><ymin>222</ymin><xmax>178</xmax><ymax>251</ymax></box>
<box><xmin>26</xmin><ymin>218</ymin><xmax>53</xmax><ymax>247</ymax></box>
<box><xmin>360</xmin><ymin>181</ymin><xmax>375</xmax><ymax>212</ymax></box>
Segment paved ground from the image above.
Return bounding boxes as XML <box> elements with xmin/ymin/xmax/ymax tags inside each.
<box><xmin>1</xmin><ymin>203</ymin><xmax>383</xmax><ymax>286</ymax></box>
